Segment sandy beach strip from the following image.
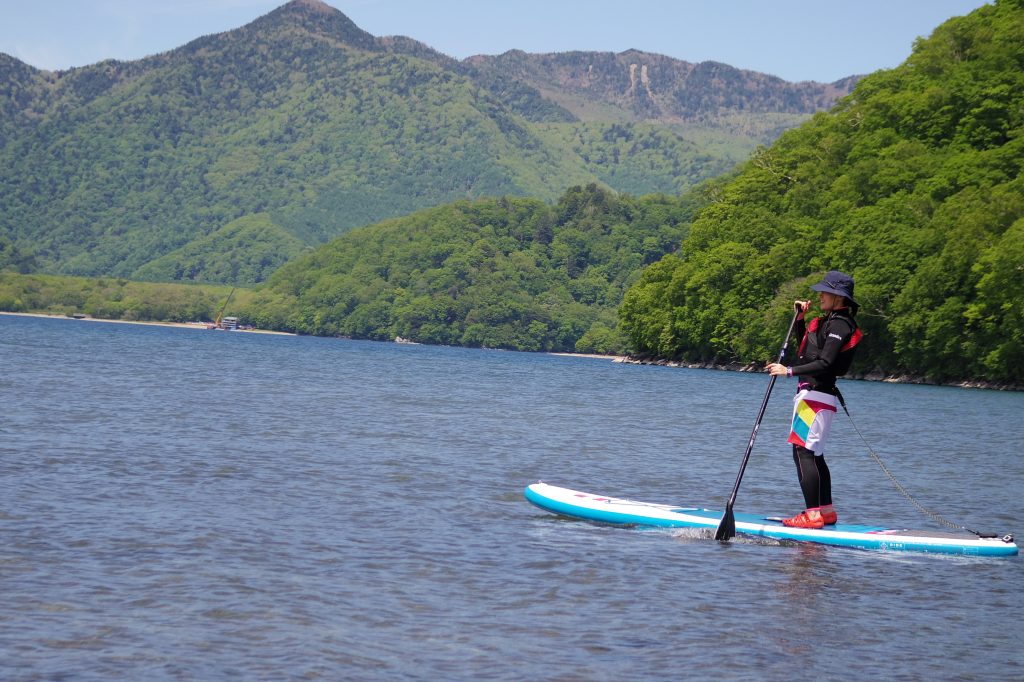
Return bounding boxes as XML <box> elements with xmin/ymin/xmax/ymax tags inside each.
<box><xmin>548</xmin><ymin>351</ymin><xmax>627</xmax><ymax>362</ymax></box>
<box><xmin>0</xmin><ymin>311</ymin><xmax>295</xmax><ymax>335</ymax></box>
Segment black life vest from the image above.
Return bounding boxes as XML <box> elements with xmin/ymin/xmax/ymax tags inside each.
<box><xmin>795</xmin><ymin>310</ymin><xmax>863</xmax><ymax>387</ymax></box>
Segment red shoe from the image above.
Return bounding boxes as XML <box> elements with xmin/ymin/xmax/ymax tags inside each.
<box><xmin>782</xmin><ymin>509</ymin><xmax>825</xmax><ymax>529</ymax></box>
<box><xmin>821</xmin><ymin>508</ymin><xmax>838</xmax><ymax>525</ymax></box>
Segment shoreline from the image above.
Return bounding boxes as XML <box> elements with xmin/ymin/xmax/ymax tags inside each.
<box><xmin>4</xmin><ymin>311</ymin><xmax>1017</xmax><ymax>390</ymax></box>
<box><xmin>617</xmin><ymin>355</ymin><xmax>1023</xmax><ymax>392</ymax></box>
<box><xmin>0</xmin><ymin>311</ymin><xmax>295</xmax><ymax>336</ymax></box>
<box><xmin>548</xmin><ymin>352</ymin><xmax>628</xmax><ymax>363</ymax></box>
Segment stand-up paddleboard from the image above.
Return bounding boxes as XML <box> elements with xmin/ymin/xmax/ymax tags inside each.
<box><xmin>525</xmin><ymin>482</ymin><xmax>1018</xmax><ymax>557</ymax></box>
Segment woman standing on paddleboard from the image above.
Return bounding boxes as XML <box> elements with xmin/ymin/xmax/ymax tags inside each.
<box><xmin>767</xmin><ymin>271</ymin><xmax>862</xmax><ymax>529</ymax></box>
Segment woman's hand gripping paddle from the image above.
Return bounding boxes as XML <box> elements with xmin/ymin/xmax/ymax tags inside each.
<box><xmin>714</xmin><ymin>305</ymin><xmax>802</xmax><ymax>541</ymax></box>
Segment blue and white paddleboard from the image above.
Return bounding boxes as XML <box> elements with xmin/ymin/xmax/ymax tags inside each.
<box><xmin>525</xmin><ymin>482</ymin><xmax>1018</xmax><ymax>557</ymax></box>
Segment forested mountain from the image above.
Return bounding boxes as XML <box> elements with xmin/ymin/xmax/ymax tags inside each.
<box><xmin>242</xmin><ymin>184</ymin><xmax>701</xmax><ymax>353</ymax></box>
<box><xmin>619</xmin><ymin>0</ymin><xmax>1024</xmax><ymax>384</ymax></box>
<box><xmin>0</xmin><ymin>0</ymin><xmax>852</xmax><ymax>285</ymax></box>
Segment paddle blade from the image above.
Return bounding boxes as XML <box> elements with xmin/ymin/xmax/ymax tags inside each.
<box><xmin>714</xmin><ymin>508</ymin><xmax>736</xmax><ymax>541</ymax></box>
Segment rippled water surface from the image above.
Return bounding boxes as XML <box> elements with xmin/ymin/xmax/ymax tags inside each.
<box><xmin>2</xmin><ymin>314</ymin><xmax>1023</xmax><ymax>680</ymax></box>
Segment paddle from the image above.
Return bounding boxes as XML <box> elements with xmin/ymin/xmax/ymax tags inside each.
<box><xmin>714</xmin><ymin>304</ymin><xmax>802</xmax><ymax>541</ymax></box>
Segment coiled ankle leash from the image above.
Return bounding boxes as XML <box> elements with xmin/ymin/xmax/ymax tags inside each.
<box><xmin>835</xmin><ymin>388</ymin><xmax>1007</xmax><ymax>541</ymax></box>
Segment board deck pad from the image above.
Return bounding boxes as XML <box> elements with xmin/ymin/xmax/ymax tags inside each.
<box><xmin>525</xmin><ymin>482</ymin><xmax>1017</xmax><ymax>557</ymax></box>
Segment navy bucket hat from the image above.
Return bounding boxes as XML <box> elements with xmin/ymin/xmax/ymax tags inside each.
<box><xmin>811</xmin><ymin>270</ymin><xmax>857</xmax><ymax>305</ymax></box>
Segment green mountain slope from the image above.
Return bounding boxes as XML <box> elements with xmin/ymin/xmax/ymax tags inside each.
<box><xmin>0</xmin><ymin>1</ymin><xmax>580</xmax><ymax>281</ymax></box>
<box><xmin>0</xmin><ymin>0</ymin><xmax>853</xmax><ymax>286</ymax></box>
<box><xmin>533</xmin><ymin>122</ymin><xmax>734</xmax><ymax>195</ymax></box>
<box><xmin>243</xmin><ymin>184</ymin><xmax>702</xmax><ymax>352</ymax></box>
<box><xmin>619</xmin><ymin>0</ymin><xmax>1024</xmax><ymax>384</ymax></box>
<box><xmin>131</xmin><ymin>213</ymin><xmax>309</xmax><ymax>284</ymax></box>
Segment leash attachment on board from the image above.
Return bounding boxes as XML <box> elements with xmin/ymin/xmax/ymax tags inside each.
<box><xmin>834</xmin><ymin>388</ymin><xmax>1010</xmax><ymax>542</ymax></box>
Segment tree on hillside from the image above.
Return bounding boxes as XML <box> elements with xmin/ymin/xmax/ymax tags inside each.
<box><xmin>619</xmin><ymin>0</ymin><xmax>1024</xmax><ymax>383</ymax></box>
<box><xmin>242</xmin><ymin>186</ymin><xmax>698</xmax><ymax>353</ymax></box>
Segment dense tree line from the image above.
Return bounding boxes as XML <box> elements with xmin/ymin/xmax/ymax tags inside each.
<box><xmin>242</xmin><ymin>185</ymin><xmax>698</xmax><ymax>353</ymax></box>
<box><xmin>619</xmin><ymin>0</ymin><xmax>1024</xmax><ymax>383</ymax></box>
<box><xmin>0</xmin><ymin>273</ymin><xmax>247</xmax><ymax>322</ymax></box>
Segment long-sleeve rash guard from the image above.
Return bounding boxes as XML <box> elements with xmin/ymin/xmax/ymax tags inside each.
<box><xmin>789</xmin><ymin>309</ymin><xmax>862</xmax><ymax>393</ymax></box>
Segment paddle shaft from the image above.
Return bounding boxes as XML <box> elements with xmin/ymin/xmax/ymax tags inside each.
<box><xmin>715</xmin><ymin>306</ymin><xmax>802</xmax><ymax>541</ymax></box>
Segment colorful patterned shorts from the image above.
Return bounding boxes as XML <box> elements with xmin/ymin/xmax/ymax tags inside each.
<box><xmin>788</xmin><ymin>389</ymin><xmax>838</xmax><ymax>454</ymax></box>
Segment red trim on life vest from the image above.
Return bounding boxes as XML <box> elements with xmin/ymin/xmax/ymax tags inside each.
<box><xmin>841</xmin><ymin>328</ymin><xmax>863</xmax><ymax>352</ymax></box>
<box><xmin>798</xmin><ymin>317</ymin><xmax>820</xmax><ymax>356</ymax></box>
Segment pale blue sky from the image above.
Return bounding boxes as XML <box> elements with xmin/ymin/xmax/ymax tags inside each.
<box><xmin>0</xmin><ymin>0</ymin><xmax>991</xmax><ymax>83</ymax></box>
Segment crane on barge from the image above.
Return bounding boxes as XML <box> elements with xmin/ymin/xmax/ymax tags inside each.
<box><xmin>208</xmin><ymin>287</ymin><xmax>237</xmax><ymax>330</ymax></box>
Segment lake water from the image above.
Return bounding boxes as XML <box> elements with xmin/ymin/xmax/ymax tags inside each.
<box><xmin>2</xmin><ymin>314</ymin><xmax>1022</xmax><ymax>680</ymax></box>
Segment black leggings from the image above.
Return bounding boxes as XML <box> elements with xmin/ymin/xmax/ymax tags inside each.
<box><xmin>792</xmin><ymin>445</ymin><xmax>832</xmax><ymax>509</ymax></box>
